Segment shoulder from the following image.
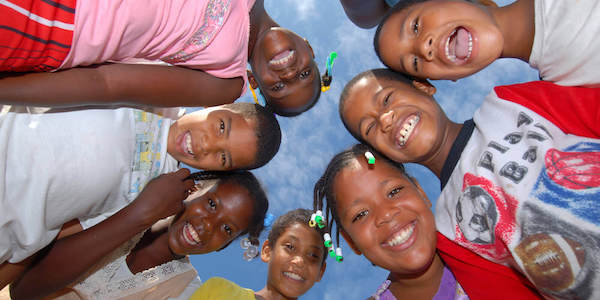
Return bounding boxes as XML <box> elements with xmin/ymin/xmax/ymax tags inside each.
<box><xmin>190</xmin><ymin>277</ymin><xmax>255</xmax><ymax>300</ymax></box>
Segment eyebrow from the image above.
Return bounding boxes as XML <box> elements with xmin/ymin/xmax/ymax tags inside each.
<box><xmin>226</xmin><ymin>116</ymin><xmax>233</xmax><ymax>169</ymax></box>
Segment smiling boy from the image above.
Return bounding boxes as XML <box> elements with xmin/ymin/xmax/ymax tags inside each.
<box><xmin>340</xmin><ymin>68</ymin><xmax>600</xmax><ymax>298</ymax></box>
<box><xmin>374</xmin><ymin>0</ymin><xmax>600</xmax><ymax>87</ymax></box>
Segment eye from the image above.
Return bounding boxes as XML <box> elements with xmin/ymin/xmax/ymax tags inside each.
<box><xmin>412</xmin><ymin>17</ymin><xmax>419</xmax><ymax>35</ymax></box>
<box><xmin>352</xmin><ymin>210</ymin><xmax>368</xmax><ymax>223</ymax></box>
<box><xmin>299</xmin><ymin>69</ymin><xmax>311</xmax><ymax>79</ymax></box>
<box><xmin>223</xmin><ymin>224</ymin><xmax>233</xmax><ymax>236</ymax></box>
<box><xmin>284</xmin><ymin>243</ymin><xmax>294</xmax><ymax>251</ymax></box>
<box><xmin>388</xmin><ymin>186</ymin><xmax>404</xmax><ymax>198</ymax></box>
<box><xmin>220</xmin><ymin>152</ymin><xmax>227</xmax><ymax>167</ymax></box>
<box><xmin>383</xmin><ymin>93</ymin><xmax>391</xmax><ymax>107</ymax></box>
<box><xmin>271</xmin><ymin>82</ymin><xmax>285</xmax><ymax>92</ymax></box>
<box><xmin>208</xmin><ymin>198</ymin><xmax>217</xmax><ymax>210</ymax></box>
<box><xmin>218</xmin><ymin>119</ymin><xmax>225</xmax><ymax>135</ymax></box>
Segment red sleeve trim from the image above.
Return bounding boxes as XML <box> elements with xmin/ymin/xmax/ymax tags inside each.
<box><xmin>494</xmin><ymin>81</ymin><xmax>600</xmax><ymax>138</ymax></box>
<box><xmin>436</xmin><ymin>232</ymin><xmax>543</xmax><ymax>300</ymax></box>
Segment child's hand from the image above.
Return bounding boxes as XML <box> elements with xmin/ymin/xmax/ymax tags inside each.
<box><xmin>130</xmin><ymin>168</ymin><xmax>195</xmax><ymax>227</ymax></box>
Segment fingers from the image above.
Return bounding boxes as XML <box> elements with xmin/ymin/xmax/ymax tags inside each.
<box><xmin>174</xmin><ymin>168</ymin><xmax>191</xmax><ymax>180</ymax></box>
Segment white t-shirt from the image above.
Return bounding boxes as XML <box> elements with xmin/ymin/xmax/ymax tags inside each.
<box><xmin>529</xmin><ymin>0</ymin><xmax>600</xmax><ymax>87</ymax></box>
<box><xmin>0</xmin><ymin>106</ymin><xmax>180</xmax><ymax>263</ymax></box>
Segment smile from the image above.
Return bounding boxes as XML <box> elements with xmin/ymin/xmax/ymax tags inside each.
<box><xmin>445</xmin><ymin>27</ymin><xmax>472</xmax><ymax>63</ymax></box>
<box><xmin>283</xmin><ymin>271</ymin><xmax>305</xmax><ymax>282</ymax></box>
<box><xmin>395</xmin><ymin>114</ymin><xmax>420</xmax><ymax>147</ymax></box>
<box><xmin>384</xmin><ymin>221</ymin><xmax>416</xmax><ymax>247</ymax></box>
<box><xmin>182</xmin><ymin>222</ymin><xmax>201</xmax><ymax>246</ymax></box>
<box><xmin>269</xmin><ymin>50</ymin><xmax>295</xmax><ymax>68</ymax></box>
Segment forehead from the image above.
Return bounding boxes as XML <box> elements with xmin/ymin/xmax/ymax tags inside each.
<box><xmin>214</xmin><ymin>181</ymin><xmax>254</xmax><ymax>228</ymax></box>
<box><xmin>227</xmin><ymin>112</ymin><xmax>259</xmax><ymax>169</ymax></box>
<box><xmin>277</xmin><ymin>223</ymin><xmax>322</xmax><ymax>246</ymax></box>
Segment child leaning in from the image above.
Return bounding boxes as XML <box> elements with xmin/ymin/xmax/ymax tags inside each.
<box><xmin>9</xmin><ymin>170</ymin><xmax>269</xmax><ymax>299</ymax></box>
<box><xmin>0</xmin><ymin>103</ymin><xmax>280</xmax><ymax>268</ymax></box>
<box><xmin>374</xmin><ymin>0</ymin><xmax>600</xmax><ymax>87</ymax></box>
<box><xmin>190</xmin><ymin>208</ymin><xmax>327</xmax><ymax>300</ymax></box>
<box><xmin>0</xmin><ymin>0</ymin><xmax>322</xmax><ymax>116</ymax></box>
<box><xmin>340</xmin><ymin>68</ymin><xmax>600</xmax><ymax>298</ymax></box>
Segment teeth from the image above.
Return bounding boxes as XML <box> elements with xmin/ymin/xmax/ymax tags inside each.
<box><xmin>183</xmin><ymin>223</ymin><xmax>201</xmax><ymax>245</ymax></box>
<box><xmin>283</xmin><ymin>271</ymin><xmax>303</xmax><ymax>281</ymax></box>
<box><xmin>386</xmin><ymin>222</ymin><xmax>416</xmax><ymax>247</ymax></box>
<box><xmin>185</xmin><ymin>133</ymin><xmax>194</xmax><ymax>156</ymax></box>
<box><xmin>466</xmin><ymin>32</ymin><xmax>472</xmax><ymax>59</ymax></box>
<box><xmin>398</xmin><ymin>115</ymin><xmax>420</xmax><ymax>146</ymax></box>
<box><xmin>270</xmin><ymin>50</ymin><xmax>295</xmax><ymax>66</ymax></box>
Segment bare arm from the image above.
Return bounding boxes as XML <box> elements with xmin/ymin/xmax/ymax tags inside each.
<box><xmin>0</xmin><ymin>64</ymin><xmax>244</xmax><ymax>108</ymax></box>
<box><xmin>9</xmin><ymin>169</ymin><xmax>194</xmax><ymax>300</ymax></box>
<box><xmin>339</xmin><ymin>0</ymin><xmax>390</xmax><ymax>29</ymax></box>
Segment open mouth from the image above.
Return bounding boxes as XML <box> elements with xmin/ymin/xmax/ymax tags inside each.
<box><xmin>395</xmin><ymin>114</ymin><xmax>420</xmax><ymax>147</ymax></box>
<box><xmin>283</xmin><ymin>271</ymin><xmax>305</xmax><ymax>282</ymax></box>
<box><xmin>383</xmin><ymin>221</ymin><xmax>416</xmax><ymax>248</ymax></box>
<box><xmin>445</xmin><ymin>27</ymin><xmax>472</xmax><ymax>63</ymax></box>
<box><xmin>179</xmin><ymin>131</ymin><xmax>195</xmax><ymax>157</ymax></box>
<box><xmin>182</xmin><ymin>222</ymin><xmax>201</xmax><ymax>246</ymax></box>
<box><xmin>269</xmin><ymin>50</ymin><xmax>295</xmax><ymax>68</ymax></box>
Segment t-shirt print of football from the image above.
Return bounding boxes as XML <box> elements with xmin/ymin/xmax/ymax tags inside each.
<box><xmin>514</xmin><ymin>233</ymin><xmax>585</xmax><ymax>293</ymax></box>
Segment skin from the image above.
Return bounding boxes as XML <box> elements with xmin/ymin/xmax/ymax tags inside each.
<box><xmin>247</xmin><ymin>0</ymin><xmax>320</xmax><ymax>116</ymax></box>
<box><xmin>167</xmin><ymin>107</ymin><xmax>258</xmax><ymax>171</ymax></box>
<box><xmin>255</xmin><ymin>223</ymin><xmax>326</xmax><ymax>300</ymax></box>
<box><xmin>377</xmin><ymin>0</ymin><xmax>534</xmax><ymax>80</ymax></box>
<box><xmin>341</xmin><ymin>75</ymin><xmax>462</xmax><ymax>177</ymax></box>
<box><xmin>333</xmin><ymin>156</ymin><xmax>445</xmax><ymax>298</ymax></box>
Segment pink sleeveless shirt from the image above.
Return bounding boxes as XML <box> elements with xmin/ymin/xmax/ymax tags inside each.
<box><xmin>61</xmin><ymin>0</ymin><xmax>254</xmax><ymax>87</ymax></box>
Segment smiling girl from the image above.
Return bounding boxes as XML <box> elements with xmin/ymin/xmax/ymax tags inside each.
<box><xmin>0</xmin><ymin>0</ymin><xmax>321</xmax><ymax>115</ymax></box>
<box><xmin>190</xmin><ymin>208</ymin><xmax>327</xmax><ymax>300</ymax></box>
<box><xmin>9</xmin><ymin>170</ymin><xmax>269</xmax><ymax>299</ymax></box>
<box><xmin>374</xmin><ymin>0</ymin><xmax>600</xmax><ymax>87</ymax></box>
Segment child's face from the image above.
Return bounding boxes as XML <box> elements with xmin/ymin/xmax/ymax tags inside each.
<box><xmin>378</xmin><ymin>0</ymin><xmax>503</xmax><ymax>80</ymax></box>
<box><xmin>167</xmin><ymin>107</ymin><xmax>258</xmax><ymax>170</ymax></box>
<box><xmin>333</xmin><ymin>157</ymin><xmax>437</xmax><ymax>274</ymax></box>
<box><xmin>168</xmin><ymin>181</ymin><xmax>254</xmax><ymax>255</ymax></box>
<box><xmin>249</xmin><ymin>28</ymin><xmax>320</xmax><ymax>115</ymax></box>
<box><xmin>341</xmin><ymin>76</ymin><xmax>448</xmax><ymax>164</ymax></box>
<box><xmin>261</xmin><ymin>223</ymin><xmax>326</xmax><ymax>298</ymax></box>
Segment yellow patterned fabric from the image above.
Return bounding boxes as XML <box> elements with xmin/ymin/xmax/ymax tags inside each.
<box><xmin>190</xmin><ymin>277</ymin><xmax>255</xmax><ymax>300</ymax></box>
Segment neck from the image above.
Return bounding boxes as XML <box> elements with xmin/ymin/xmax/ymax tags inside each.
<box><xmin>255</xmin><ymin>285</ymin><xmax>295</xmax><ymax>300</ymax></box>
<box><xmin>126</xmin><ymin>218</ymin><xmax>181</xmax><ymax>274</ymax></box>
<box><xmin>388</xmin><ymin>254</ymin><xmax>445</xmax><ymax>299</ymax></box>
<box><xmin>491</xmin><ymin>0</ymin><xmax>535</xmax><ymax>61</ymax></box>
<box><xmin>248</xmin><ymin>0</ymin><xmax>279</xmax><ymax>60</ymax></box>
<box><xmin>422</xmin><ymin>120</ymin><xmax>463</xmax><ymax>178</ymax></box>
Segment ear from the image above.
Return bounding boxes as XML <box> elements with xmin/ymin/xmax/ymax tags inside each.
<box><xmin>411</xmin><ymin>79</ymin><xmax>436</xmax><ymax>96</ymax></box>
<box><xmin>340</xmin><ymin>230</ymin><xmax>362</xmax><ymax>255</ymax></box>
<box><xmin>304</xmin><ymin>39</ymin><xmax>315</xmax><ymax>58</ymax></box>
<box><xmin>316</xmin><ymin>261</ymin><xmax>327</xmax><ymax>282</ymax></box>
<box><xmin>260</xmin><ymin>239</ymin><xmax>272</xmax><ymax>263</ymax></box>
<box><xmin>247</xmin><ymin>70</ymin><xmax>259</xmax><ymax>89</ymax></box>
<box><xmin>411</xmin><ymin>179</ymin><xmax>432</xmax><ymax>208</ymax></box>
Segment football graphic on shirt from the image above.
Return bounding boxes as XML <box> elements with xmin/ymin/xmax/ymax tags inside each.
<box><xmin>545</xmin><ymin>148</ymin><xmax>600</xmax><ymax>190</ymax></box>
<box><xmin>514</xmin><ymin>233</ymin><xmax>585</xmax><ymax>293</ymax></box>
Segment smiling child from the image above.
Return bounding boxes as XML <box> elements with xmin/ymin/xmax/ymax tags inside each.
<box><xmin>190</xmin><ymin>208</ymin><xmax>327</xmax><ymax>300</ymax></box>
<box><xmin>9</xmin><ymin>170</ymin><xmax>269</xmax><ymax>299</ymax></box>
<box><xmin>374</xmin><ymin>0</ymin><xmax>600</xmax><ymax>87</ymax></box>
<box><xmin>339</xmin><ymin>68</ymin><xmax>600</xmax><ymax>298</ymax></box>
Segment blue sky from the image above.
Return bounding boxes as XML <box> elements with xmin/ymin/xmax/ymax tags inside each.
<box><xmin>190</xmin><ymin>0</ymin><xmax>539</xmax><ymax>298</ymax></box>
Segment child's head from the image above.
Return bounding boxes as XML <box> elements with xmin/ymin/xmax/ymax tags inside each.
<box><xmin>339</xmin><ymin>68</ymin><xmax>450</xmax><ymax>165</ymax></box>
<box><xmin>248</xmin><ymin>28</ymin><xmax>321</xmax><ymax>117</ymax></box>
<box><xmin>374</xmin><ymin>0</ymin><xmax>502</xmax><ymax>80</ymax></box>
<box><xmin>168</xmin><ymin>170</ymin><xmax>269</xmax><ymax>256</ymax></box>
<box><xmin>260</xmin><ymin>208</ymin><xmax>327</xmax><ymax>298</ymax></box>
<box><xmin>168</xmin><ymin>102</ymin><xmax>281</xmax><ymax>170</ymax></box>
<box><xmin>314</xmin><ymin>144</ymin><xmax>437</xmax><ymax>275</ymax></box>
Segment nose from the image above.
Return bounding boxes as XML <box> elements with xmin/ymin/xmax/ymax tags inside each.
<box><xmin>199</xmin><ymin>132</ymin><xmax>221</xmax><ymax>154</ymax></box>
<box><xmin>378</xmin><ymin>110</ymin><xmax>394</xmax><ymax>133</ymax></box>
<box><xmin>417</xmin><ymin>34</ymin><xmax>434</xmax><ymax>61</ymax></box>
<box><xmin>280</xmin><ymin>67</ymin><xmax>297</xmax><ymax>81</ymax></box>
<box><xmin>198</xmin><ymin>217</ymin><xmax>214</xmax><ymax>234</ymax></box>
<box><xmin>290</xmin><ymin>254</ymin><xmax>305</xmax><ymax>267</ymax></box>
<box><xmin>375</xmin><ymin>208</ymin><xmax>394</xmax><ymax>228</ymax></box>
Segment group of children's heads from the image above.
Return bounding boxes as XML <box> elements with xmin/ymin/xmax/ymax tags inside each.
<box><xmin>313</xmin><ymin>144</ymin><xmax>438</xmax><ymax>277</ymax></box>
